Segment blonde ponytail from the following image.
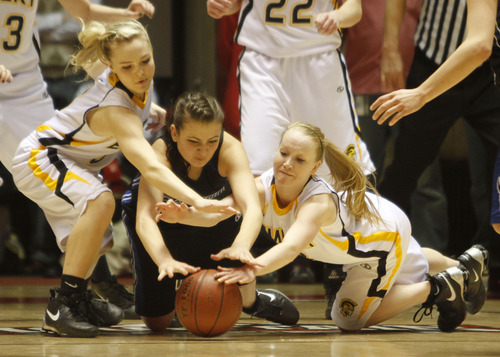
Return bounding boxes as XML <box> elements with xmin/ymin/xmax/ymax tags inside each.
<box><xmin>286</xmin><ymin>122</ymin><xmax>382</xmax><ymax>225</ymax></box>
<box><xmin>69</xmin><ymin>20</ymin><xmax>151</xmax><ymax>79</ymax></box>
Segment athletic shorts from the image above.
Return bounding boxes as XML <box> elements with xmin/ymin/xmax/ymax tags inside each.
<box><xmin>12</xmin><ymin>134</ymin><xmax>113</xmax><ymax>252</ymax></box>
<box><xmin>0</xmin><ymin>68</ymin><xmax>54</xmax><ymax>172</ymax></box>
<box><xmin>329</xmin><ymin>238</ymin><xmax>427</xmax><ymax>331</ymax></box>
<box><xmin>238</xmin><ymin>48</ymin><xmax>374</xmax><ymax>176</ymax></box>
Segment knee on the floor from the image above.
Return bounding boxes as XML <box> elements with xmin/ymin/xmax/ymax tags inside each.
<box><xmin>332</xmin><ymin>314</ymin><xmax>364</xmax><ymax>332</ymax></box>
<box><xmin>142</xmin><ymin>312</ymin><xmax>175</xmax><ymax>332</ymax></box>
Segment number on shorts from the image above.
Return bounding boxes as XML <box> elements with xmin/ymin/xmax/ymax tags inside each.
<box><xmin>264</xmin><ymin>0</ymin><xmax>314</xmax><ymax>26</ymax></box>
<box><xmin>2</xmin><ymin>15</ymin><xmax>25</xmax><ymax>52</ymax></box>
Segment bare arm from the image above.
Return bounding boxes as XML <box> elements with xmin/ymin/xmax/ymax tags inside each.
<box><xmin>58</xmin><ymin>0</ymin><xmax>154</xmax><ymax>23</ymax></box>
<box><xmin>136</xmin><ymin>164</ymin><xmax>200</xmax><ymax>280</ymax></box>
<box><xmin>371</xmin><ymin>0</ymin><xmax>497</xmax><ymax>125</ymax></box>
<box><xmin>380</xmin><ymin>0</ymin><xmax>407</xmax><ymax>91</ymax></box>
<box><xmin>216</xmin><ymin>194</ymin><xmax>335</xmax><ymax>284</ymax></box>
<box><xmin>210</xmin><ymin>134</ymin><xmax>263</xmax><ymax>265</ymax></box>
<box><xmin>88</xmin><ymin>106</ymin><xmax>236</xmax><ymax>213</ymax></box>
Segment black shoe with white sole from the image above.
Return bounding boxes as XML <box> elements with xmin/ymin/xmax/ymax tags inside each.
<box><xmin>92</xmin><ymin>275</ymin><xmax>139</xmax><ymax>320</ymax></box>
<box><xmin>42</xmin><ymin>289</ymin><xmax>99</xmax><ymax>338</ymax></box>
<box><xmin>457</xmin><ymin>244</ymin><xmax>489</xmax><ymax>314</ymax></box>
<box><xmin>414</xmin><ymin>266</ymin><xmax>467</xmax><ymax>332</ymax></box>
<box><xmin>243</xmin><ymin>289</ymin><xmax>299</xmax><ymax>325</ymax></box>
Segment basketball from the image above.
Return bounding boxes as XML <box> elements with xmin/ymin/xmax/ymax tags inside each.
<box><xmin>175</xmin><ymin>269</ymin><xmax>243</xmax><ymax>337</ymax></box>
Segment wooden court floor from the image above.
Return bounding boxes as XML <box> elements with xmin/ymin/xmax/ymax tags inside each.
<box><xmin>1</xmin><ymin>277</ymin><xmax>499</xmax><ymax>357</ymax></box>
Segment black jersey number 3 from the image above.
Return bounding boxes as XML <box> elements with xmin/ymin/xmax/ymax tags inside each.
<box><xmin>265</xmin><ymin>0</ymin><xmax>314</xmax><ymax>26</ymax></box>
<box><xmin>2</xmin><ymin>15</ymin><xmax>24</xmax><ymax>52</ymax></box>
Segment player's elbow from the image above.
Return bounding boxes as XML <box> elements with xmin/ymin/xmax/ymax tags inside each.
<box><xmin>472</xmin><ymin>40</ymin><xmax>493</xmax><ymax>63</ymax></box>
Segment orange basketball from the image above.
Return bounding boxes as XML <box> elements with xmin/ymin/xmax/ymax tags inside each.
<box><xmin>175</xmin><ymin>269</ymin><xmax>242</xmax><ymax>337</ymax></box>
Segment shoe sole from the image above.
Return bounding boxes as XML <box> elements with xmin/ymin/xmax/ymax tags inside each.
<box><xmin>42</xmin><ymin>319</ymin><xmax>99</xmax><ymax>338</ymax></box>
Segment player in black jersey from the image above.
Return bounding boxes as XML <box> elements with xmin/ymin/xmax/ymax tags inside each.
<box><xmin>122</xmin><ymin>92</ymin><xmax>299</xmax><ymax>331</ymax></box>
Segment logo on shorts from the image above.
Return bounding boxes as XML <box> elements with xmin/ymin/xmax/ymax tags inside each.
<box><xmin>360</xmin><ymin>263</ymin><xmax>372</xmax><ymax>270</ymax></box>
<box><xmin>339</xmin><ymin>298</ymin><xmax>357</xmax><ymax>317</ymax></box>
<box><xmin>337</xmin><ymin>86</ymin><xmax>345</xmax><ymax>93</ymax></box>
<box><xmin>89</xmin><ymin>156</ymin><xmax>105</xmax><ymax>164</ymax></box>
<box><xmin>345</xmin><ymin>145</ymin><xmax>356</xmax><ymax>160</ymax></box>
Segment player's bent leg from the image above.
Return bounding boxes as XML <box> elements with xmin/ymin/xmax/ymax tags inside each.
<box><xmin>363</xmin><ymin>282</ymin><xmax>431</xmax><ymax>328</ymax></box>
<box><xmin>421</xmin><ymin>247</ymin><xmax>459</xmax><ymax>275</ymax></box>
<box><xmin>142</xmin><ymin>310</ymin><xmax>176</xmax><ymax>332</ymax></box>
<box><xmin>63</xmin><ymin>191</ymin><xmax>116</xmax><ymax>278</ymax></box>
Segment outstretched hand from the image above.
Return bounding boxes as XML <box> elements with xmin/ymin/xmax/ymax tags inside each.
<box><xmin>157</xmin><ymin>258</ymin><xmax>200</xmax><ymax>281</ymax></box>
<box><xmin>214</xmin><ymin>265</ymin><xmax>257</xmax><ymax>285</ymax></box>
<box><xmin>155</xmin><ymin>200</ymin><xmax>189</xmax><ymax>223</ymax></box>
<box><xmin>370</xmin><ymin>88</ymin><xmax>427</xmax><ymax>126</ymax></box>
<box><xmin>211</xmin><ymin>246</ymin><xmax>264</xmax><ymax>268</ymax></box>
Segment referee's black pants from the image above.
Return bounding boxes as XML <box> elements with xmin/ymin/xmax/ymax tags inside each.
<box><xmin>379</xmin><ymin>48</ymin><xmax>500</xmax><ymax>248</ymax></box>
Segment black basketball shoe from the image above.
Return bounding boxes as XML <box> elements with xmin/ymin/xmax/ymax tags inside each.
<box><xmin>86</xmin><ymin>294</ymin><xmax>124</xmax><ymax>327</ymax></box>
<box><xmin>92</xmin><ymin>275</ymin><xmax>139</xmax><ymax>319</ymax></box>
<box><xmin>42</xmin><ymin>289</ymin><xmax>99</xmax><ymax>337</ymax></box>
<box><xmin>414</xmin><ymin>266</ymin><xmax>467</xmax><ymax>332</ymax></box>
<box><xmin>457</xmin><ymin>245</ymin><xmax>489</xmax><ymax>314</ymax></box>
<box><xmin>243</xmin><ymin>289</ymin><xmax>299</xmax><ymax>325</ymax></box>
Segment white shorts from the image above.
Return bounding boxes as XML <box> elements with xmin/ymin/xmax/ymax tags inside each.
<box><xmin>330</xmin><ymin>236</ymin><xmax>428</xmax><ymax>330</ymax></box>
<box><xmin>238</xmin><ymin>48</ymin><xmax>374</xmax><ymax>175</ymax></box>
<box><xmin>0</xmin><ymin>67</ymin><xmax>54</xmax><ymax>172</ymax></box>
<box><xmin>12</xmin><ymin>134</ymin><xmax>113</xmax><ymax>252</ymax></box>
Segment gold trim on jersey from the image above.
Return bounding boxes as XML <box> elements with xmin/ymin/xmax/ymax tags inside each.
<box><xmin>271</xmin><ymin>183</ymin><xmax>297</xmax><ymax>215</ymax></box>
<box><xmin>108</xmin><ymin>72</ymin><xmax>148</xmax><ymax>109</ymax></box>
<box><xmin>356</xmin><ymin>231</ymin><xmax>403</xmax><ymax>320</ymax></box>
<box><xmin>28</xmin><ymin>146</ymin><xmax>90</xmax><ymax>191</ymax></box>
<box><xmin>36</xmin><ymin>125</ymin><xmax>114</xmax><ymax>147</ymax></box>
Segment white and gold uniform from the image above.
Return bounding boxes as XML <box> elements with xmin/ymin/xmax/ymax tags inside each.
<box><xmin>259</xmin><ymin>168</ymin><xmax>428</xmax><ymax>330</ymax></box>
<box><xmin>236</xmin><ymin>0</ymin><xmax>374</xmax><ymax>175</ymax></box>
<box><xmin>0</xmin><ymin>0</ymin><xmax>55</xmax><ymax>172</ymax></box>
<box><xmin>12</xmin><ymin>68</ymin><xmax>153</xmax><ymax>252</ymax></box>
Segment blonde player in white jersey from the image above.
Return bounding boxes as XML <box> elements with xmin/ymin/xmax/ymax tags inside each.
<box><xmin>11</xmin><ymin>20</ymin><xmax>236</xmax><ymax>338</ymax></box>
<box><xmin>0</xmin><ymin>0</ymin><xmax>154</xmax><ymax>172</ymax></box>
<box><xmin>207</xmin><ymin>0</ymin><xmax>374</xmax><ymax>176</ymax></box>
<box><xmin>0</xmin><ymin>0</ymin><xmax>156</xmax><ymax>324</ymax></box>
<box><xmin>162</xmin><ymin>122</ymin><xmax>488</xmax><ymax>332</ymax></box>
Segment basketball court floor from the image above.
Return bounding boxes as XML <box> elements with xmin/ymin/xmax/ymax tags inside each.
<box><xmin>1</xmin><ymin>277</ymin><xmax>499</xmax><ymax>356</ymax></box>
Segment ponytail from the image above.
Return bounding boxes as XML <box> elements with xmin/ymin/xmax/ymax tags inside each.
<box><xmin>69</xmin><ymin>20</ymin><xmax>150</xmax><ymax>80</ymax></box>
<box><xmin>286</xmin><ymin>122</ymin><xmax>382</xmax><ymax>225</ymax></box>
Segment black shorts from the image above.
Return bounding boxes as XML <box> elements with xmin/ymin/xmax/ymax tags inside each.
<box><xmin>123</xmin><ymin>208</ymin><xmax>275</xmax><ymax>317</ymax></box>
